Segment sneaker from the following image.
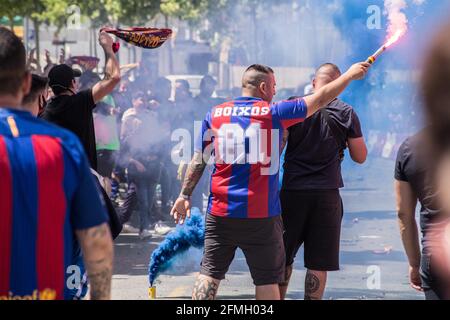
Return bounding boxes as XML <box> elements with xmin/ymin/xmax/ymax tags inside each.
<box><xmin>139</xmin><ymin>229</ymin><xmax>153</xmax><ymax>240</ymax></box>
<box><xmin>154</xmin><ymin>222</ymin><xmax>172</xmax><ymax>235</ymax></box>
<box><xmin>121</xmin><ymin>224</ymin><xmax>139</xmax><ymax>234</ymax></box>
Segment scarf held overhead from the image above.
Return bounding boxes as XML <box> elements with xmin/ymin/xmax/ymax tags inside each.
<box><xmin>102</xmin><ymin>27</ymin><xmax>172</xmax><ymax>52</ymax></box>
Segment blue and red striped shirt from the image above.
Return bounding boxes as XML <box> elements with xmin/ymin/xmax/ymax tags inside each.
<box><xmin>0</xmin><ymin>108</ymin><xmax>108</xmax><ymax>300</ymax></box>
<box><xmin>195</xmin><ymin>97</ymin><xmax>307</xmax><ymax>219</ymax></box>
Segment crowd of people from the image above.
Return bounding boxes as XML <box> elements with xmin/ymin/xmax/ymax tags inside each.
<box><xmin>1</xmin><ymin>17</ymin><xmax>450</xmax><ymax>301</ymax></box>
<box><xmin>27</xmin><ymin>41</ymin><xmax>226</xmax><ymax>240</ymax></box>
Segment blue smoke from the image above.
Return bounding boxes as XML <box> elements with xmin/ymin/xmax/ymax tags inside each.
<box><xmin>148</xmin><ymin>208</ymin><xmax>205</xmax><ymax>286</ymax></box>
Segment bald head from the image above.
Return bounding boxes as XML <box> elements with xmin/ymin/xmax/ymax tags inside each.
<box><xmin>313</xmin><ymin>63</ymin><xmax>341</xmax><ymax>91</ymax></box>
<box><xmin>241</xmin><ymin>64</ymin><xmax>276</xmax><ymax>102</ymax></box>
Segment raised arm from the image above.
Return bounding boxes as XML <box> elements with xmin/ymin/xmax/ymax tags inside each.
<box><xmin>92</xmin><ymin>31</ymin><xmax>121</xmax><ymax>104</ymax></box>
<box><xmin>303</xmin><ymin>62</ymin><xmax>370</xmax><ymax>118</ymax></box>
<box><xmin>76</xmin><ymin>223</ymin><xmax>114</xmax><ymax>300</ymax></box>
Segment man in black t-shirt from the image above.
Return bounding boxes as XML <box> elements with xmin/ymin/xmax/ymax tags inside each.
<box><xmin>41</xmin><ymin>31</ymin><xmax>121</xmax><ymax>170</ymax></box>
<box><xmin>280</xmin><ymin>63</ymin><xmax>368</xmax><ymax>300</ymax></box>
<box><xmin>395</xmin><ymin>129</ymin><xmax>450</xmax><ymax>300</ymax></box>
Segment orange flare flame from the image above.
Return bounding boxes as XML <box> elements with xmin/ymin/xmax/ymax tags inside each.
<box><xmin>385</xmin><ymin>30</ymin><xmax>404</xmax><ymax>48</ymax></box>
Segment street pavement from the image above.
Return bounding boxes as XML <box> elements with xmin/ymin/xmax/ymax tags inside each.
<box><xmin>111</xmin><ymin>157</ymin><xmax>424</xmax><ymax>300</ymax></box>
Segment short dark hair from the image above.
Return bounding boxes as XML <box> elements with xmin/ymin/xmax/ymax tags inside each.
<box><xmin>175</xmin><ymin>79</ymin><xmax>190</xmax><ymax>91</ymax></box>
<box><xmin>0</xmin><ymin>27</ymin><xmax>27</xmax><ymax>96</ymax></box>
<box><xmin>201</xmin><ymin>75</ymin><xmax>217</xmax><ymax>87</ymax></box>
<box><xmin>132</xmin><ymin>90</ymin><xmax>146</xmax><ymax>101</ymax></box>
<box><xmin>315</xmin><ymin>63</ymin><xmax>341</xmax><ymax>77</ymax></box>
<box><xmin>22</xmin><ymin>74</ymin><xmax>48</xmax><ymax>105</ymax></box>
<box><xmin>242</xmin><ymin>64</ymin><xmax>274</xmax><ymax>88</ymax></box>
<box><xmin>245</xmin><ymin>64</ymin><xmax>274</xmax><ymax>75</ymax></box>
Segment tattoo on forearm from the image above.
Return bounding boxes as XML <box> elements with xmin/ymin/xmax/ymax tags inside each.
<box><xmin>192</xmin><ymin>278</ymin><xmax>219</xmax><ymax>300</ymax></box>
<box><xmin>181</xmin><ymin>152</ymin><xmax>207</xmax><ymax>197</ymax></box>
<box><xmin>77</xmin><ymin>224</ymin><xmax>113</xmax><ymax>300</ymax></box>
<box><xmin>305</xmin><ymin>273</ymin><xmax>320</xmax><ymax>300</ymax></box>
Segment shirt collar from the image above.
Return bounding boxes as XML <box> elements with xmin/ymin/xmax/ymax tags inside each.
<box><xmin>234</xmin><ymin>96</ymin><xmax>263</xmax><ymax>102</ymax></box>
<box><xmin>0</xmin><ymin>107</ymin><xmax>33</xmax><ymax>118</ymax></box>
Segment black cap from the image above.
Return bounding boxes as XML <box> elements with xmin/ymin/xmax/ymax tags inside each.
<box><xmin>48</xmin><ymin>64</ymin><xmax>82</xmax><ymax>91</ymax></box>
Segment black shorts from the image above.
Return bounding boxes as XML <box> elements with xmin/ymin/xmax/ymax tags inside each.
<box><xmin>200</xmin><ymin>214</ymin><xmax>285</xmax><ymax>286</ymax></box>
<box><xmin>281</xmin><ymin>189</ymin><xmax>343</xmax><ymax>271</ymax></box>
<box><xmin>97</xmin><ymin>150</ymin><xmax>116</xmax><ymax>178</ymax></box>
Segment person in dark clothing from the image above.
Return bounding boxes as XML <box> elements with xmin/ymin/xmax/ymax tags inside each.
<box><xmin>280</xmin><ymin>63</ymin><xmax>368</xmax><ymax>300</ymax></box>
<box><xmin>395</xmin><ymin>129</ymin><xmax>450</xmax><ymax>300</ymax></box>
<box><xmin>40</xmin><ymin>31</ymin><xmax>123</xmax><ymax>245</ymax></box>
<box><xmin>421</xmin><ymin>20</ymin><xmax>450</xmax><ymax>217</ymax></box>
<box><xmin>151</xmin><ymin>77</ymin><xmax>174</xmax><ymax>122</ymax></box>
<box><xmin>40</xmin><ymin>30</ymin><xmax>121</xmax><ymax>170</ymax></box>
<box><xmin>193</xmin><ymin>75</ymin><xmax>225</xmax><ymax>120</ymax></box>
<box><xmin>22</xmin><ymin>74</ymin><xmax>49</xmax><ymax>117</ymax></box>
<box><xmin>120</xmin><ymin>91</ymin><xmax>163</xmax><ymax>239</ymax></box>
<box><xmin>397</xmin><ymin>20</ymin><xmax>450</xmax><ymax>300</ymax></box>
<box><xmin>150</xmin><ymin>77</ymin><xmax>176</xmax><ymax>210</ymax></box>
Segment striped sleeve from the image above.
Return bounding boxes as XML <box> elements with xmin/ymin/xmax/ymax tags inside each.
<box><xmin>194</xmin><ymin>111</ymin><xmax>213</xmax><ymax>154</ymax></box>
<box><xmin>271</xmin><ymin>98</ymin><xmax>307</xmax><ymax>128</ymax></box>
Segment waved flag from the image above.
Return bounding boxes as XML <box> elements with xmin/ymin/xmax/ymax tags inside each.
<box><xmin>102</xmin><ymin>27</ymin><xmax>172</xmax><ymax>52</ymax></box>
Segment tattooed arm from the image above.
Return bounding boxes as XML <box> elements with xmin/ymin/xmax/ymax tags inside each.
<box><xmin>170</xmin><ymin>151</ymin><xmax>209</xmax><ymax>224</ymax></box>
<box><xmin>92</xmin><ymin>31</ymin><xmax>121</xmax><ymax>104</ymax></box>
<box><xmin>181</xmin><ymin>151</ymin><xmax>208</xmax><ymax>197</ymax></box>
<box><xmin>76</xmin><ymin>223</ymin><xmax>114</xmax><ymax>300</ymax></box>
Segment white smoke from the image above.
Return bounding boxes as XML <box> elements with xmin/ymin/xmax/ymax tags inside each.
<box><xmin>384</xmin><ymin>0</ymin><xmax>427</xmax><ymax>39</ymax></box>
<box><xmin>384</xmin><ymin>0</ymin><xmax>409</xmax><ymax>38</ymax></box>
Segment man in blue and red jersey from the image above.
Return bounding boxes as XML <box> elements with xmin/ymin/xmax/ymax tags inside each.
<box><xmin>171</xmin><ymin>62</ymin><xmax>370</xmax><ymax>300</ymax></box>
<box><xmin>0</xmin><ymin>27</ymin><xmax>113</xmax><ymax>300</ymax></box>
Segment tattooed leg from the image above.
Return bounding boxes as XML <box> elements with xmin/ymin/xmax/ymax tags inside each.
<box><xmin>192</xmin><ymin>275</ymin><xmax>221</xmax><ymax>300</ymax></box>
<box><xmin>304</xmin><ymin>270</ymin><xmax>327</xmax><ymax>300</ymax></box>
<box><xmin>279</xmin><ymin>264</ymin><xmax>293</xmax><ymax>300</ymax></box>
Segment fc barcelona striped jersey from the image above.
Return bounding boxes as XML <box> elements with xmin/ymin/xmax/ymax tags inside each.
<box><xmin>0</xmin><ymin>108</ymin><xmax>108</xmax><ymax>300</ymax></box>
<box><xmin>195</xmin><ymin>97</ymin><xmax>307</xmax><ymax>219</ymax></box>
